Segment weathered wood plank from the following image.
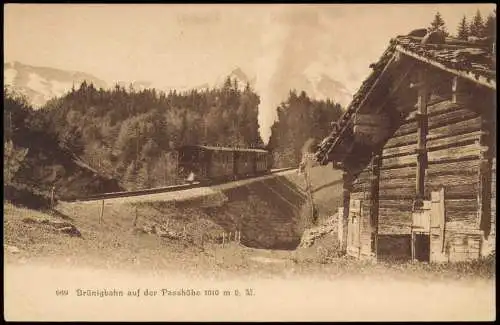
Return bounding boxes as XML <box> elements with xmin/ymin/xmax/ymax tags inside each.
<box><xmin>427</xmin><ymin>94</ymin><xmax>452</xmax><ymax>108</ymax></box>
<box><xmin>378</xmin><ymin>224</ymin><xmax>412</xmax><ymax>235</ymax></box>
<box><xmin>445</xmin><ymin>221</ymin><xmax>479</xmax><ymax>232</ymax></box>
<box><xmin>393</xmin><ymin>121</ymin><xmax>417</xmax><ymax>137</ymax></box>
<box><xmin>384</xmin><ymin>132</ymin><xmax>417</xmax><ymax>149</ymax></box>
<box><xmin>426</xmin><ymin>159</ymin><xmax>480</xmax><ymax>176</ymax></box>
<box><xmin>428</xmin><ymin>108</ymin><xmax>479</xmax><ymax>130</ymax></box>
<box><xmin>379</xmin><ymin>199</ymin><xmax>414</xmax><ymax>212</ymax></box>
<box><xmin>427</xmin><ymin>116</ymin><xmax>482</xmax><ymax>140</ymax></box>
<box><xmin>426</xmin><ymin>173</ymin><xmax>478</xmax><ymax>187</ymax></box>
<box><xmin>446</xmin><ymin>199</ymin><xmax>479</xmax><ymax>213</ymax></box>
<box><xmin>380</xmin><ymin>166</ymin><xmax>417</xmax><ymax>180</ymax></box>
<box><xmin>379</xmin><ymin>208</ymin><xmax>412</xmax><ymax>225</ymax></box>
<box><xmin>381</xmin><ymin>153</ymin><xmax>418</xmax><ymax>169</ymax></box>
<box><xmin>427</xmin><ymin>143</ymin><xmax>481</xmax><ymax>163</ymax></box>
<box><xmin>426</xmin><ymin>100</ymin><xmax>457</xmax><ymax>116</ymax></box>
<box><xmin>425</xmin><ymin>183</ymin><xmax>479</xmax><ymax>200</ymax></box>
<box><xmin>379</xmin><ymin>178</ymin><xmax>416</xmax><ymax>189</ymax></box>
<box><xmin>379</xmin><ymin>187</ymin><xmax>415</xmax><ymax>200</ymax></box>
<box><xmin>403</xmin><ymin>94</ymin><xmax>450</xmax><ymax>117</ymax></box>
<box><xmin>382</xmin><ymin>143</ymin><xmax>417</xmax><ymax>158</ymax></box>
<box><xmin>426</xmin><ymin>131</ymin><xmax>484</xmax><ymax>151</ymax></box>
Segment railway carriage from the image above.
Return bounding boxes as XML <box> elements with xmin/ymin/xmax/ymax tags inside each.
<box><xmin>208</xmin><ymin>147</ymin><xmax>235</xmax><ymax>180</ymax></box>
<box><xmin>177</xmin><ymin>145</ymin><xmax>270</xmax><ymax>184</ymax></box>
<box><xmin>234</xmin><ymin>149</ymin><xmax>255</xmax><ymax>177</ymax></box>
<box><xmin>254</xmin><ymin>150</ymin><xmax>269</xmax><ymax>174</ymax></box>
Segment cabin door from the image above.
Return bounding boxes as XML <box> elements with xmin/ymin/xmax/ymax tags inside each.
<box><xmin>411</xmin><ymin>188</ymin><xmax>446</xmax><ymax>262</ymax></box>
<box><xmin>411</xmin><ymin>203</ymin><xmax>431</xmax><ymax>262</ymax></box>
<box><xmin>347</xmin><ymin>199</ymin><xmax>362</xmax><ymax>257</ymax></box>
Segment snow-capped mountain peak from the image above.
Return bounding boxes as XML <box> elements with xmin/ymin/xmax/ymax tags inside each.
<box><xmin>4</xmin><ymin>61</ymin><xmax>108</xmax><ymax>108</ymax></box>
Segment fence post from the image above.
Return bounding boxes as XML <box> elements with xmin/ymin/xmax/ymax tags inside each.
<box><xmin>99</xmin><ymin>199</ymin><xmax>105</xmax><ymax>224</ymax></box>
<box><xmin>133</xmin><ymin>205</ymin><xmax>139</xmax><ymax>227</ymax></box>
<box><xmin>222</xmin><ymin>232</ymin><xmax>225</xmax><ymax>248</ymax></box>
<box><xmin>50</xmin><ymin>185</ymin><xmax>56</xmax><ymax>209</ymax></box>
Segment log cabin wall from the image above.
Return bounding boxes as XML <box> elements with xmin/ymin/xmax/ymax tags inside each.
<box><xmin>372</xmin><ymin>103</ymin><xmax>419</xmax><ymax>260</ymax></box>
<box><xmin>425</xmin><ymin>96</ymin><xmax>484</xmax><ymax>261</ymax></box>
<box><xmin>485</xmin><ymin>157</ymin><xmax>496</xmax><ymax>255</ymax></box>
<box><xmin>378</xmin><ymin>105</ymin><xmax>419</xmax><ymax>236</ymax></box>
<box><xmin>369</xmin><ymin>70</ymin><xmax>494</xmax><ymax>262</ymax></box>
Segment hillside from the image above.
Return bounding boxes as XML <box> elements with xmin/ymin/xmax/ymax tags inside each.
<box><xmin>4</xmin><ymin>87</ymin><xmax>122</xmax><ymax>207</ymax></box>
<box><xmin>4</xmin><ymin>194</ymin><xmax>494</xmax><ymax>280</ymax></box>
<box><xmin>283</xmin><ymin>165</ymin><xmax>344</xmax><ymax>220</ymax></box>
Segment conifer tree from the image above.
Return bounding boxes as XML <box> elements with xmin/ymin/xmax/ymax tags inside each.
<box><xmin>429</xmin><ymin>12</ymin><xmax>448</xmax><ymax>35</ymax></box>
<box><xmin>469</xmin><ymin>10</ymin><xmax>486</xmax><ymax>37</ymax></box>
<box><xmin>457</xmin><ymin>15</ymin><xmax>469</xmax><ymax>40</ymax></box>
<box><xmin>484</xmin><ymin>12</ymin><xmax>497</xmax><ymax>39</ymax></box>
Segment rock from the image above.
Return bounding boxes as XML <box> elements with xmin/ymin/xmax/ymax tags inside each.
<box><xmin>159</xmin><ymin>230</ymin><xmax>183</xmax><ymax>240</ymax></box>
<box><xmin>5</xmin><ymin>245</ymin><xmax>21</xmax><ymax>254</ymax></box>
<box><xmin>298</xmin><ymin>219</ymin><xmax>337</xmax><ymax>248</ymax></box>
<box><xmin>56</xmin><ymin>225</ymin><xmax>82</xmax><ymax>237</ymax></box>
<box><xmin>50</xmin><ymin>220</ymin><xmax>74</xmax><ymax>228</ymax></box>
<box><xmin>22</xmin><ymin>217</ymin><xmax>40</xmax><ymax>224</ymax></box>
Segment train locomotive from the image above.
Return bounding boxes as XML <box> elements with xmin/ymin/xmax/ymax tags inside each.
<box><xmin>177</xmin><ymin>145</ymin><xmax>271</xmax><ymax>184</ymax></box>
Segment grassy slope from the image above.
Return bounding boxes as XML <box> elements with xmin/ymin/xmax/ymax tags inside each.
<box><xmin>5</xmin><ymin>192</ymin><xmax>494</xmax><ymax>282</ymax></box>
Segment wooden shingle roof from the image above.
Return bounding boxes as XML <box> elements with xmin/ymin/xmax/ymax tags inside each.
<box><xmin>315</xmin><ymin>30</ymin><xmax>496</xmax><ymax>165</ymax></box>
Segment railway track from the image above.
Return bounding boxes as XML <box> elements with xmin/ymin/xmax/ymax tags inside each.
<box><xmin>66</xmin><ymin>167</ymin><xmax>297</xmax><ymax>202</ymax></box>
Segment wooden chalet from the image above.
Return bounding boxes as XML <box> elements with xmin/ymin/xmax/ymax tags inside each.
<box><xmin>315</xmin><ymin>29</ymin><xmax>496</xmax><ymax>262</ymax></box>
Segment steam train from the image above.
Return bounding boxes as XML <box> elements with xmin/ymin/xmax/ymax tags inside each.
<box><xmin>177</xmin><ymin>145</ymin><xmax>271</xmax><ymax>184</ymax></box>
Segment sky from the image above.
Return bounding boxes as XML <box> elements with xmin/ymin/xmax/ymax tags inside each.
<box><xmin>4</xmin><ymin>3</ymin><xmax>496</xmax><ymax>143</ymax></box>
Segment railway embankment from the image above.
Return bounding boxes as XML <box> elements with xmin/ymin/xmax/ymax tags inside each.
<box><xmin>4</xmin><ymin>166</ymin><xmax>345</xmax><ymax>265</ymax></box>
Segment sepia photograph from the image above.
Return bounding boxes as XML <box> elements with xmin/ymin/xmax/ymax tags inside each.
<box><xmin>3</xmin><ymin>3</ymin><xmax>496</xmax><ymax>321</ymax></box>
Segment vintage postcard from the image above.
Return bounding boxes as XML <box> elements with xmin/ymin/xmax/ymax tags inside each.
<box><xmin>3</xmin><ymin>3</ymin><xmax>496</xmax><ymax>321</ymax></box>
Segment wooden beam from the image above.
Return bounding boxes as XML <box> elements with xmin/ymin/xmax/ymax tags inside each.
<box><xmin>370</xmin><ymin>154</ymin><xmax>381</xmax><ymax>257</ymax></box>
<box><xmin>478</xmin><ymin>122</ymin><xmax>493</xmax><ymax>236</ymax></box>
<box><xmin>452</xmin><ymin>75</ymin><xmax>474</xmax><ymax>106</ymax></box>
<box><xmin>342</xmin><ymin>171</ymin><xmax>354</xmax><ymax>252</ymax></box>
<box><xmin>415</xmin><ymin>68</ymin><xmax>429</xmax><ymax>207</ymax></box>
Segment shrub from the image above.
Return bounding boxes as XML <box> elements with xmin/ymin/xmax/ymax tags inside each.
<box><xmin>4</xmin><ymin>183</ymin><xmax>52</xmax><ymax>210</ymax></box>
<box><xmin>4</xmin><ymin>140</ymin><xmax>29</xmax><ymax>185</ymax></box>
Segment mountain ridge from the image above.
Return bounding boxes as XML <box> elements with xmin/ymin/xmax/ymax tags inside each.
<box><xmin>4</xmin><ymin>61</ymin><xmax>352</xmax><ymax>109</ymax></box>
